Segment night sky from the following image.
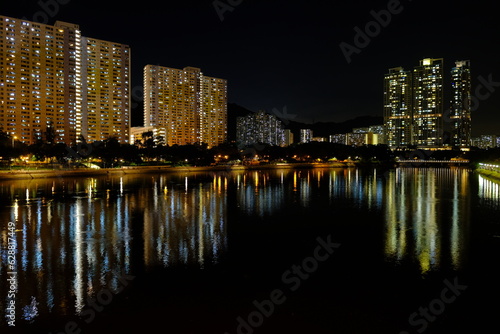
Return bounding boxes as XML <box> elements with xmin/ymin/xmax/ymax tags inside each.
<box><xmin>1</xmin><ymin>0</ymin><xmax>499</xmax><ymax>135</ymax></box>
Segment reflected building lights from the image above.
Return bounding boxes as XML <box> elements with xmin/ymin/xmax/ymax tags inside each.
<box><xmin>478</xmin><ymin>175</ymin><xmax>500</xmax><ymax>209</ymax></box>
<box><xmin>0</xmin><ymin>168</ymin><xmax>482</xmax><ymax>326</ymax></box>
<box><xmin>384</xmin><ymin>168</ymin><xmax>470</xmax><ymax>273</ymax></box>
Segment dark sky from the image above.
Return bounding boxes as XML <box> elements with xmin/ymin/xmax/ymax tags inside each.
<box><xmin>1</xmin><ymin>0</ymin><xmax>500</xmax><ymax>135</ymax></box>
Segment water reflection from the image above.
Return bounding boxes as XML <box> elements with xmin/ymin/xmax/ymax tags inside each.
<box><xmin>0</xmin><ymin>167</ymin><xmax>489</xmax><ymax>327</ymax></box>
<box><xmin>478</xmin><ymin>174</ymin><xmax>500</xmax><ymax>209</ymax></box>
<box><xmin>142</xmin><ymin>176</ymin><xmax>227</xmax><ymax>268</ymax></box>
<box><xmin>0</xmin><ymin>174</ymin><xmax>228</xmax><ymax>326</ymax></box>
<box><xmin>384</xmin><ymin>168</ymin><xmax>470</xmax><ymax>273</ymax></box>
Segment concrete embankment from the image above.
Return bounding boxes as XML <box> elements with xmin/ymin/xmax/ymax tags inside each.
<box><xmin>0</xmin><ymin>162</ymin><xmax>354</xmax><ymax>181</ymax></box>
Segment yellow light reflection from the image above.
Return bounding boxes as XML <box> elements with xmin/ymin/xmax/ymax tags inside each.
<box><xmin>384</xmin><ymin>168</ymin><xmax>469</xmax><ymax>274</ymax></box>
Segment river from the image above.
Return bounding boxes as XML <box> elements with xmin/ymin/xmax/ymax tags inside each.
<box><xmin>1</xmin><ymin>167</ymin><xmax>499</xmax><ymax>333</ymax></box>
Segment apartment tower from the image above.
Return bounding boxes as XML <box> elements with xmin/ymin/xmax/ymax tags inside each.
<box><xmin>450</xmin><ymin>60</ymin><xmax>472</xmax><ymax>148</ymax></box>
<box><xmin>412</xmin><ymin>58</ymin><xmax>444</xmax><ymax>148</ymax></box>
<box><xmin>384</xmin><ymin>67</ymin><xmax>413</xmax><ymax>148</ymax></box>
<box><xmin>0</xmin><ymin>15</ymin><xmax>130</xmax><ymax>145</ymax></box>
<box><xmin>236</xmin><ymin>110</ymin><xmax>285</xmax><ymax>147</ymax></box>
<box><xmin>384</xmin><ymin>58</ymin><xmax>448</xmax><ymax>149</ymax></box>
<box><xmin>143</xmin><ymin>65</ymin><xmax>227</xmax><ymax>148</ymax></box>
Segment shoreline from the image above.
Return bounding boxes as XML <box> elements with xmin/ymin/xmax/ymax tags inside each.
<box><xmin>0</xmin><ymin>162</ymin><xmax>357</xmax><ymax>181</ymax></box>
<box><xmin>477</xmin><ymin>169</ymin><xmax>500</xmax><ymax>183</ymax></box>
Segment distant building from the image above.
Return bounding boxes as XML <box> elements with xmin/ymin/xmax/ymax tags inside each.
<box><xmin>364</xmin><ymin>132</ymin><xmax>379</xmax><ymax>145</ymax></box>
<box><xmin>329</xmin><ymin>134</ymin><xmax>346</xmax><ymax>145</ymax></box>
<box><xmin>130</xmin><ymin>126</ymin><xmax>168</xmax><ymax>146</ymax></box>
<box><xmin>368</xmin><ymin>125</ymin><xmax>386</xmax><ymax>144</ymax></box>
<box><xmin>144</xmin><ymin>65</ymin><xmax>227</xmax><ymax>148</ymax></box>
<box><xmin>284</xmin><ymin>129</ymin><xmax>294</xmax><ymax>146</ymax></box>
<box><xmin>300</xmin><ymin>129</ymin><xmax>313</xmax><ymax>143</ymax></box>
<box><xmin>450</xmin><ymin>60</ymin><xmax>472</xmax><ymax>148</ymax></box>
<box><xmin>347</xmin><ymin>127</ymin><xmax>380</xmax><ymax>145</ymax></box>
<box><xmin>236</xmin><ymin>110</ymin><xmax>285</xmax><ymax>146</ymax></box>
<box><xmin>311</xmin><ymin>137</ymin><xmax>327</xmax><ymax>142</ymax></box>
<box><xmin>353</xmin><ymin>127</ymin><xmax>369</xmax><ymax>134</ymax></box>
<box><xmin>346</xmin><ymin>133</ymin><xmax>365</xmax><ymax>146</ymax></box>
<box><xmin>472</xmin><ymin>135</ymin><xmax>497</xmax><ymax>149</ymax></box>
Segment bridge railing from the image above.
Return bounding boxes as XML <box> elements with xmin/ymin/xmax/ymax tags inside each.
<box><xmin>478</xmin><ymin>163</ymin><xmax>500</xmax><ymax>173</ymax></box>
<box><xmin>397</xmin><ymin>160</ymin><xmax>470</xmax><ymax>163</ymax></box>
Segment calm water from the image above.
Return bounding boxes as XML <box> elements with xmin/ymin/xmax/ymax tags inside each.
<box><xmin>1</xmin><ymin>168</ymin><xmax>500</xmax><ymax>333</ymax></box>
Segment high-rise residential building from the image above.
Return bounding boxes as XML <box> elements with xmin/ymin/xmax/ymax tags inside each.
<box><xmin>236</xmin><ymin>110</ymin><xmax>285</xmax><ymax>146</ymax></box>
<box><xmin>143</xmin><ymin>65</ymin><xmax>227</xmax><ymax>148</ymax></box>
<box><xmin>300</xmin><ymin>129</ymin><xmax>313</xmax><ymax>144</ymax></box>
<box><xmin>81</xmin><ymin>37</ymin><xmax>130</xmax><ymax>143</ymax></box>
<box><xmin>0</xmin><ymin>15</ymin><xmax>130</xmax><ymax>145</ymax></box>
<box><xmin>384</xmin><ymin>59</ymin><xmax>455</xmax><ymax>149</ymax></box>
<box><xmin>412</xmin><ymin>58</ymin><xmax>444</xmax><ymax>147</ymax></box>
<box><xmin>450</xmin><ymin>60</ymin><xmax>472</xmax><ymax>148</ymax></box>
<box><xmin>384</xmin><ymin>67</ymin><xmax>413</xmax><ymax>148</ymax></box>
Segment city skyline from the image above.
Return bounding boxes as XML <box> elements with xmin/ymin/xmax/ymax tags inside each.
<box><xmin>1</xmin><ymin>0</ymin><xmax>499</xmax><ymax>136</ymax></box>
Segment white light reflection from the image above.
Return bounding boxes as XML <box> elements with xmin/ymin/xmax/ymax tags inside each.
<box><xmin>384</xmin><ymin>168</ymin><xmax>470</xmax><ymax>273</ymax></box>
<box><xmin>74</xmin><ymin>198</ymin><xmax>85</xmax><ymax>313</ymax></box>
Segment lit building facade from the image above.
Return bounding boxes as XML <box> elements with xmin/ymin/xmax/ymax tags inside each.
<box><xmin>0</xmin><ymin>15</ymin><xmax>130</xmax><ymax>145</ymax></box>
<box><xmin>412</xmin><ymin>58</ymin><xmax>444</xmax><ymax>148</ymax></box>
<box><xmin>81</xmin><ymin>37</ymin><xmax>130</xmax><ymax>143</ymax></box>
<box><xmin>450</xmin><ymin>60</ymin><xmax>472</xmax><ymax>148</ymax></box>
<box><xmin>144</xmin><ymin>65</ymin><xmax>227</xmax><ymax>148</ymax></box>
<box><xmin>384</xmin><ymin>67</ymin><xmax>413</xmax><ymax>148</ymax></box>
<box><xmin>368</xmin><ymin>125</ymin><xmax>386</xmax><ymax>144</ymax></box>
<box><xmin>130</xmin><ymin>126</ymin><xmax>156</xmax><ymax>145</ymax></box>
<box><xmin>284</xmin><ymin>129</ymin><xmax>294</xmax><ymax>146</ymax></box>
<box><xmin>346</xmin><ymin>133</ymin><xmax>365</xmax><ymax>146</ymax></box>
<box><xmin>236</xmin><ymin>110</ymin><xmax>285</xmax><ymax>146</ymax></box>
<box><xmin>383</xmin><ymin>59</ymin><xmax>465</xmax><ymax>149</ymax></box>
<box><xmin>300</xmin><ymin>129</ymin><xmax>313</xmax><ymax>144</ymax></box>
<box><xmin>329</xmin><ymin>134</ymin><xmax>346</xmax><ymax>145</ymax></box>
<box><xmin>472</xmin><ymin>135</ymin><xmax>497</xmax><ymax>149</ymax></box>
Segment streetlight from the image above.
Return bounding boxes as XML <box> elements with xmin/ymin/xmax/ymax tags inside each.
<box><xmin>12</xmin><ymin>135</ymin><xmax>17</xmax><ymax>148</ymax></box>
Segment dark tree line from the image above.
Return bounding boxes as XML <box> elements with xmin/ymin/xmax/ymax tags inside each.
<box><xmin>1</xmin><ymin>128</ymin><xmax>498</xmax><ymax>168</ymax></box>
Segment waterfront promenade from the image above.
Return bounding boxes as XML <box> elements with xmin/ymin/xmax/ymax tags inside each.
<box><xmin>0</xmin><ymin>162</ymin><xmax>355</xmax><ymax>180</ymax></box>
